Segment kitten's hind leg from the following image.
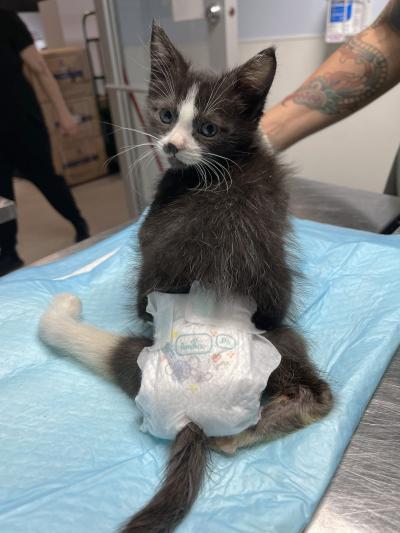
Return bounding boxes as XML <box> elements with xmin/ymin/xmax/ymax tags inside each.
<box><xmin>39</xmin><ymin>294</ymin><xmax>152</xmax><ymax>396</ymax></box>
<box><xmin>111</xmin><ymin>336</ymin><xmax>152</xmax><ymax>397</ymax></box>
<box><xmin>211</xmin><ymin>326</ymin><xmax>333</xmax><ymax>454</ymax></box>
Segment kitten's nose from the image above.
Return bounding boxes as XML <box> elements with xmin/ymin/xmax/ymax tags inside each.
<box><xmin>163</xmin><ymin>142</ymin><xmax>179</xmax><ymax>156</ymax></box>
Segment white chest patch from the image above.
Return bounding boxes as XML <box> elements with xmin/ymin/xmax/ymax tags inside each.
<box><xmin>162</xmin><ymin>84</ymin><xmax>202</xmax><ymax>165</ymax></box>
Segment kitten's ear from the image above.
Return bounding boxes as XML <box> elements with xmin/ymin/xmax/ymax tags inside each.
<box><xmin>150</xmin><ymin>23</ymin><xmax>189</xmax><ymax>89</ymax></box>
<box><xmin>233</xmin><ymin>47</ymin><xmax>277</xmax><ymax>119</ymax></box>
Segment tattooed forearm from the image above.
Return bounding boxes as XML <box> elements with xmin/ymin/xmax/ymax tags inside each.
<box><xmin>261</xmin><ymin>0</ymin><xmax>400</xmax><ymax>150</ymax></box>
<box><xmin>283</xmin><ymin>32</ymin><xmax>388</xmax><ymax>116</ymax></box>
<box><xmin>372</xmin><ymin>0</ymin><xmax>400</xmax><ymax>34</ymax></box>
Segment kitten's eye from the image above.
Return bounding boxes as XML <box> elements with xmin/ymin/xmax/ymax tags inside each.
<box><xmin>200</xmin><ymin>122</ymin><xmax>218</xmax><ymax>137</ymax></box>
<box><xmin>159</xmin><ymin>109</ymin><xmax>173</xmax><ymax>124</ymax></box>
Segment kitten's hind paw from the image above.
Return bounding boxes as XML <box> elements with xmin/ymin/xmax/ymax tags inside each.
<box><xmin>209</xmin><ymin>436</ymin><xmax>239</xmax><ymax>455</ymax></box>
<box><xmin>209</xmin><ymin>427</ymin><xmax>261</xmax><ymax>455</ymax></box>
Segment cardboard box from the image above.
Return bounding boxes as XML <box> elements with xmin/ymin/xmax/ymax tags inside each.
<box><xmin>52</xmin><ymin>136</ymin><xmax>107</xmax><ymax>186</ymax></box>
<box><xmin>23</xmin><ymin>47</ymin><xmax>93</xmax><ymax>103</ymax></box>
<box><xmin>41</xmin><ymin>95</ymin><xmax>102</xmax><ymax>140</ymax></box>
<box><xmin>43</xmin><ymin>46</ymin><xmax>92</xmax><ymax>96</ymax></box>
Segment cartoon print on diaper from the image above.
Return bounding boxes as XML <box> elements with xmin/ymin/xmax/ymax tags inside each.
<box><xmin>216</xmin><ymin>334</ymin><xmax>236</xmax><ymax>350</ymax></box>
<box><xmin>211</xmin><ymin>335</ymin><xmax>237</xmax><ymax>371</ymax></box>
<box><xmin>161</xmin><ymin>329</ymin><xmax>239</xmax><ymax>384</ymax></box>
<box><xmin>161</xmin><ymin>342</ymin><xmax>213</xmax><ymax>384</ymax></box>
<box><xmin>212</xmin><ymin>349</ymin><xmax>236</xmax><ymax>371</ymax></box>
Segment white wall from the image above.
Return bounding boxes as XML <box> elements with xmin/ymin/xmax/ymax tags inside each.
<box><xmin>237</xmin><ymin>0</ymin><xmax>390</xmax><ymax>39</ymax></box>
<box><xmin>56</xmin><ymin>0</ymin><xmax>97</xmax><ymax>45</ymax></box>
<box><xmin>38</xmin><ymin>0</ymin><xmax>97</xmax><ymax>46</ymax></box>
<box><xmin>19</xmin><ymin>12</ymin><xmax>45</xmax><ymax>43</ymax></box>
<box><xmin>238</xmin><ymin>0</ymin><xmax>326</xmax><ymax>39</ymax></box>
<box><xmin>240</xmin><ymin>36</ymin><xmax>400</xmax><ymax>193</ymax></box>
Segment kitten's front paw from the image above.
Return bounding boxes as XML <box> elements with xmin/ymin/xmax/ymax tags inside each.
<box><xmin>50</xmin><ymin>293</ymin><xmax>82</xmax><ymax>319</ymax></box>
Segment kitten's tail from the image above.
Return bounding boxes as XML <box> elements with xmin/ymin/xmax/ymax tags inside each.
<box><xmin>123</xmin><ymin>422</ymin><xmax>209</xmax><ymax>533</ymax></box>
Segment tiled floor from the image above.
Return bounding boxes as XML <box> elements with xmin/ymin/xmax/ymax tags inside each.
<box><xmin>14</xmin><ymin>174</ymin><xmax>131</xmax><ymax>264</ymax></box>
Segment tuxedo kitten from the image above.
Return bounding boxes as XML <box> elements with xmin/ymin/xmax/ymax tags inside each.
<box><xmin>40</xmin><ymin>24</ymin><xmax>333</xmax><ymax>533</ymax></box>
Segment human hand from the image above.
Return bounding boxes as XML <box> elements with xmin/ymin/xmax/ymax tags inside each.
<box><xmin>59</xmin><ymin>113</ymin><xmax>79</xmax><ymax>136</ymax></box>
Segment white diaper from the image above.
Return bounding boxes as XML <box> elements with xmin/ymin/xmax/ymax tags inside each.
<box><xmin>135</xmin><ymin>283</ymin><xmax>281</xmax><ymax>439</ymax></box>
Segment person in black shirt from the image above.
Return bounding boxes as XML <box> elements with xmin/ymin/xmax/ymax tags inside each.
<box><xmin>0</xmin><ymin>9</ymin><xmax>89</xmax><ymax>276</ymax></box>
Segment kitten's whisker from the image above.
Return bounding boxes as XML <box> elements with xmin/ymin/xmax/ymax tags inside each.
<box><xmin>204</xmin><ymin>157</ymin><xmax>233</xmax><ymax>192</ymax></box>
<box><xmin>152</xmin><ymin>54</ymin><xmax>175</xmax><ymax>98</ymax></box>
<box><xmin>127</xmin><ymin>43</ymin><xmax>151</xmax><ymax>72</ymax></box>
<box><xmin>206</xmin><ymin>76</ymin><xmax>230</xmax><ymax>115</ymax></box>
<box><xmin>206</xmin><ymin>76</ymin><xmax>237</xmax><ymax>115</ymax></box>
<box><xmin>193</xmin><ymin>162</ymin><xmax>208</xmax><ymax>191</ymax></box>
<box><xmin>142</xmin><ymin>151</ymin><xmax>157</xmax><ymax>177</ymax></box>
<box><xmin>104</xmin><ymin>142</ymin><xmax>156</xmax><ymax>166</ymax></box>
<box><xmin>102</xmin><ymin>121</ymin><xmax>161</xmax><ymax>142</ymax></box>
<box><xmin>207</xmin><ymin>161</ymin><xmax>227</xmax><ymax>191</ymax></box>
<box><xmin>209</xmin><ymin>160</ymin><xmax>229</xmax><ymax>192</ymax></box>
<box><xmin>181</xmin><ymin>153</ymin><xmax>213</xmax><ymax>192</ymax></box>
<box><xmin>203</xmin><ymin>151</ymin><xmax>242</xmax><ymax>171</ymax></box>
<box><xmin>122</xmin><ymin>150</ymin><xmax>155</xmax><ymax>200</ymax></box>
<box><xmin>148</xmin><ymin>83</ymin><xmax>170</xmax><ymax>100</ymax></box>
<box><xmin>205</xmin><ymin>155</ymin><xmax>235</xmax><ymax>190</ymax></box>
<box><xmin>119</xmin><ymin>142</ymin><xmax>156</xmax><ymax>151</ymax></box>
<box><xmin>128</xmin><ymin>149</ymin><xmax>155</xmax><ymax>177</ymax></box>
<box><xmin>201</xmin><ymin>159</ymin><xmax>224</xmax><ymax>192</ymax></box>
<box><xmin>179</xmin><ymin>151</ymin><xmax>227</xmax><ymax>192</ymax></box>
<box><xmin>204</xmin><ymin>76</ymin><xmax>225</xmax><ymax>115</ymax></box>
<box><xmin>207</xmin><ymin>75</ymin><xmax>235</xmax><ymax>115</ymax></box>
<box><xmin>194</xmin><ymin>159</ymin><xmax>213</xmax><ymax>191</ymax></box>
<box><xmin>149</xmin><ymin>73</ymin><xmax>171</xmax><ymax>100</ymax></box>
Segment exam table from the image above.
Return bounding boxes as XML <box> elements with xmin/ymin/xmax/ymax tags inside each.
<box><xmin>2</xmin><ymin>177</ymin><xmax>400</xmax><ymax>532</ymax></box>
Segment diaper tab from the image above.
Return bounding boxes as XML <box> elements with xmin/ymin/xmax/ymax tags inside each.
<box><xmin>146</xmin><ymin>291</ymin><xmax>186</xmax><ymax>347</ymax></box>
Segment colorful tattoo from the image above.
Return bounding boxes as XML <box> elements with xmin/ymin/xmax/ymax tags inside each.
<box><xmin>283</xmin><ymin>32</ymin><xmax>388</xmax><ymax>116</ymax></box>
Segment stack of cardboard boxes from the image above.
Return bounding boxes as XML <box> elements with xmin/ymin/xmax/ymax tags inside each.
<box><xmin>25</xmin><ymin>46</ymin><xmax>107</xmax><ymax>186</ymax></box>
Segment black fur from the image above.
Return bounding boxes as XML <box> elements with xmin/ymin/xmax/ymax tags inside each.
<box><xmin>114</xmin><ymin>24</ymin><xmax>333</xmax><ymax>532</ymax></box>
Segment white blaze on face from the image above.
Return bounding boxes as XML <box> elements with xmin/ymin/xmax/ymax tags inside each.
<box><xmin>162</xmin><ymin>84</ymin><xmax>202</xmax><ymax>166</ymax></box>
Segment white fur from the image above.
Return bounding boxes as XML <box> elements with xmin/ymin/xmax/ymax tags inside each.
<box><xmin>162</xmin><ymin>84</ymin><xmax>202</xmax><ymax>166</ymax></box>
<box><xmin>39</xmin><ymin>293</ymin><xmax>121</xmax><ymax>379</ymax></box>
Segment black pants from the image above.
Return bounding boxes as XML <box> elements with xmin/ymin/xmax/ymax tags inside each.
<box><xmin>0</xmin><ymin>107</ymin><xmax>84</xmax><ymax>254</ymax></box>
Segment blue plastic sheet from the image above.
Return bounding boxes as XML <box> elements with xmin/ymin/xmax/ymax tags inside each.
<box><xmin>1</xmin><ymin>217</ymin><xmax>399</xmax><ymax>533</ymax></box>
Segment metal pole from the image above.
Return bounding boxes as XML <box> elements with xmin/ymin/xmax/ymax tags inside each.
<box><xmin>93</xmin><ymin>0</ymin><xmax>145</xmax><ymax>217</ymax></box>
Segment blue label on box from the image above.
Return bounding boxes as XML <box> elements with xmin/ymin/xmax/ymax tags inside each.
<box><xmin>330</xmin><ymin>1</ymin><xmax>353</xmax><ymax>22</ymax></box>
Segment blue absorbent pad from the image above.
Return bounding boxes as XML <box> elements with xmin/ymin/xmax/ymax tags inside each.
<box><xmin>0</xmin><ymin>217</ymin><xmax>399</xmax><ymax>533</ymax></box>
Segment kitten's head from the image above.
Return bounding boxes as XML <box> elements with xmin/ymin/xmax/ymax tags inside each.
<box><xmin>147</xmin><ymin>24</ymin><xmax>276</xmax><ymax>170</ymax></box>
